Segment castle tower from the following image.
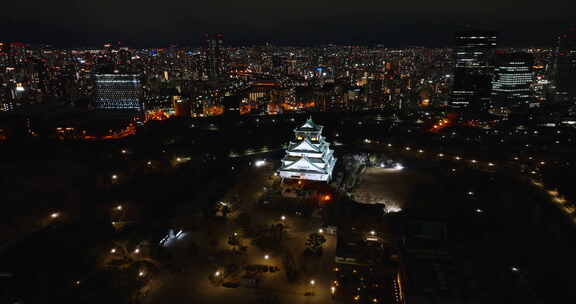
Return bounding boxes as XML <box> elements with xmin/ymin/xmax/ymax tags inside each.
<box><xmin>278</xmin><ymin>117</ymin><xmax>336</xmax><ymax>181</ymax></box>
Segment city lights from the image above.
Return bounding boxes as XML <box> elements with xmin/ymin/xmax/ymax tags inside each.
<box><xmin>5</xmin><ymin>23</ymin><xmax>576</xmax><ymax>304</ymax></box>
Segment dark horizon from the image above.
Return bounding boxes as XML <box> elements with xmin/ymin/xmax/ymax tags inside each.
<box><xmin>2</xmin><ymin>1</ymin><xmax>576</xmax><ymax>48</ymax></box>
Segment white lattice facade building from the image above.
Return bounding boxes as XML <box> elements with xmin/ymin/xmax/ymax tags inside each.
<box><xmin>278</xmin><ymin>117</ymin><xmax>336</xmax><ymax>182</ymax></box>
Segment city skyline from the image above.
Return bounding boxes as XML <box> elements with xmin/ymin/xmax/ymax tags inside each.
<box><xmin>2</xmin><ymin>3</ymin><xmax>576</xmax><ymax>304</ymax></box>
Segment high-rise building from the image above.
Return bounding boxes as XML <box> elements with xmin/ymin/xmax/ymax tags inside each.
<box><xmin>491</xmin><ymin>52</ymin><xmax>534</xmax><ymax>107</ymax></box>
<box><xmin>278</xmin><ymin>117</ymin><xmax>336</xmax><ymax>182</ymax></box>
<box><xmin>203</xmin><ymin>34</ymin><xmax>225</xmax><ymax>80</ymax></box>
<box><xmin>94</xmin><ymin>74</ymin><xmax>143</xmax><ymax>111</ymax></box>
<box><xmin>554</xmin><ymin>28</ymin><xmax>576</xmax><ymax>102</ymax></box>
<box><xmin>450</xmin><ymin>30</ymin><xmax>498</xmax><ymax>110</ymax></box>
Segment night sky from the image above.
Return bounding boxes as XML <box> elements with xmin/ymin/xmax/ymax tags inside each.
<box><xmin>2</xmin><ymin>1</ymin><xmax>575</xmax><ymax>47</ymax></box>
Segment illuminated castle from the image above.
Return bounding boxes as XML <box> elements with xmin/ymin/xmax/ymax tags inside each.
<box><xmin>278</xmin><ymin>117</ymin><xmax>336</xmax><ymax>182</ymax></box>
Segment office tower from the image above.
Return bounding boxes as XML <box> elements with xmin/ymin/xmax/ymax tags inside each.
<box><xmin>94</xmin><ymin>74</ymin><xmax>143</xmax><ymax>111</ymax></box>
<box><xmin>492</xmin><ymin>52</ymin><xmax>534</xmax><ymax>107</ymax></box>
<box><xmin>450</xmin><ymin>30</ymin><xmax>498</xmax><ymax>110</ymax></box>
<box><xmin>203</xmin><ymin>34</ymin><xmax>225</xmax><ymax>80</ymax></box>
<box><xmin>554</xmin><ymin>28</ymin><xmax>576</xmax><ymax>102</ymax></box>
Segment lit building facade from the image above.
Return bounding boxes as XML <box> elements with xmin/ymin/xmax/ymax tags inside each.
<box><xmin>492</xmin><ymin>52</ymin><xmax>534</xmax><ymax>107</ymax></box>
<box><xmin>554</xmin><ymin>28</ymin><xmax>576</xmax><ymax>102</ymax></box>
<box><xmin>94</xmin><ymin>74</ymin><xmax>143</xmax><ymax>111</ymax></box>
<box><xmin>203</xmin><ymin>34</ymin><xmax>225</xmax><ymax>80</ymax></box>
<box><xmin>278</xmin><ymin>117</ymin><xmax>336</xmax><ymax>182</ymax></box>
<box><xmin>450</xmin><ymin>30</ymin><xmax>498</xmax><ymax>110</ymax></box>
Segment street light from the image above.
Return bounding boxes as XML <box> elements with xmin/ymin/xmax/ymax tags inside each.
<box><xmin>370</xmin><ymin>230</ymin><xmax>376</xmax><ymax>236</ymax></box>
<box><xmin>511</xmin><ymin>267</ymin><xmax>519</xmax><ymax>272</ymax></box>
<box><xmin>264</xmin><ymin>254</ymin><xmax>269</xmax><ymax>260</ymax></box>
<box><xmin>215</xmin><ymin>271</ymin><xmax>221</xmax><ymax>277</ymax></box>
<box><xmin>50</xmin><ymin>212</ymin><xmax>60</xmax><ymax>219</ymax></box>
<box><xmin>281</xmin><ymin>215</ymin><xmax>286</xmax><ymax>221</ymax></box>
<box><xmin>134</xmin><ymin>248</ymin><xmax>140</xmax><ymax>254</ymax></box>
<box><xmin>116</xmin><ymin>205</ymin><xmax>123</xmax><ymax>211</ymax></box>
<box><xmin>310</xmin><ymin>279</ymin><xmax>315</xmax><ymax>286</ymax></box>
<box><xmin>139</xmin><ymin>271</ymin><xmax>145</xmax><ymax>277</ymax></box>
<box><xmin>111</xmin><ymin>174</ymin><xmax>118</xmax><ymax>180</ymax></box>
<box><xmin>318</xmin><ymin>228</ymin><xmax>324</xmax><ymax>234</ymax></box>
<box><xmin>475</xmin><ymin>209</ymin><xmax>483</xmax><ymax>213</ymax></box>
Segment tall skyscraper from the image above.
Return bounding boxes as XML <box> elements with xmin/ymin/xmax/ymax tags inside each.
<box><xmin>94</xmin><ymin>74</ymin><xmax>143</xmax><ymax>112</ymax></box>
<box><xmin>450</xmin><ymin>30</ymin><xmax>498</xmax><ymax>110</ymax></box>
<box><xmin>203</xmin><ymin>34</ymin><xmax>225</xmax><ymax>80</ymax></box>
<box><xmin>554</xmin><ymin>28</ymin><xmax>576</xmax><ymax>102</ymax></box>
<box><xmin>491</xmin><ymin>52</ymin><xmax>534</xmax><ymax>108</ymax></box>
